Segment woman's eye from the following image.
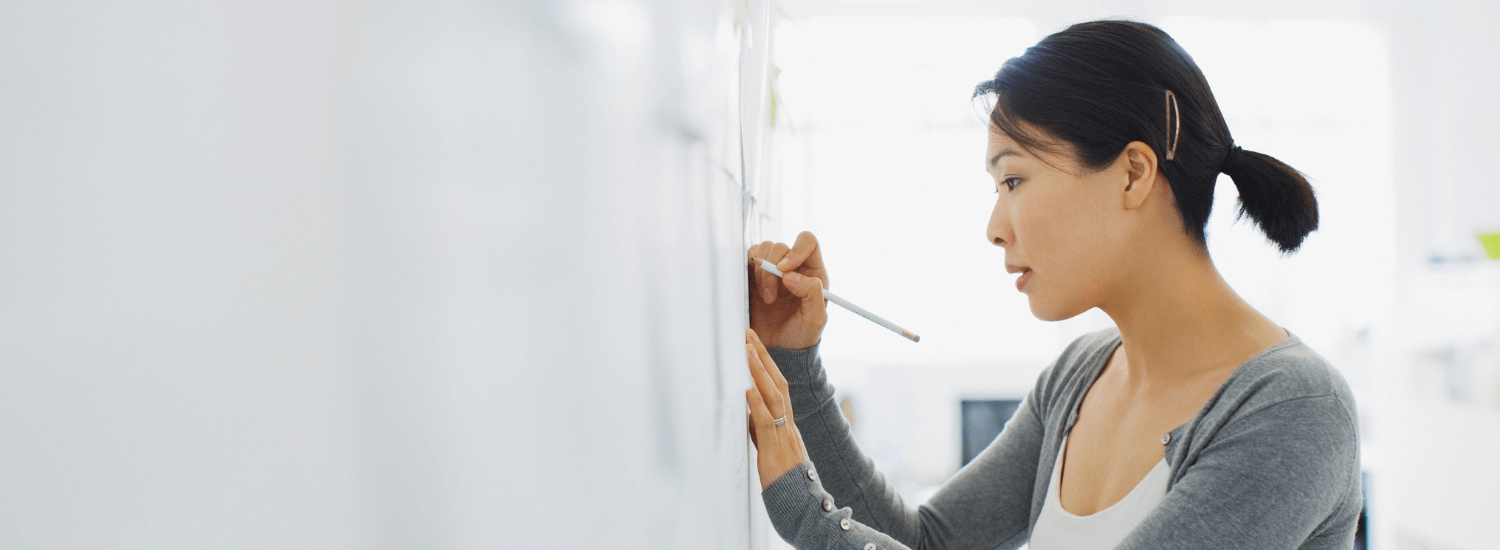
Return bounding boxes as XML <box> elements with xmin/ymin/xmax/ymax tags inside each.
<box><xmin>994</xmin><ymin>177</ymin><xmax>1021</xmax><ymax>194</ymax></box>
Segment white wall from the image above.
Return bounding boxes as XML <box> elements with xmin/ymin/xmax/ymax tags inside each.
<box><xmin>1382</xmin><ymin>2</ymin><xmax>1500</xmax><ymax>550</ymax></box>
<box><xmin>0</xmin><ymin>1</ymin><xmax>770</xmax><ymax>548</ymax></box>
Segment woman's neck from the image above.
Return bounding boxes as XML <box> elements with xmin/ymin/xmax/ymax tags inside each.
<box><xmin>1098</xmin><ymin>249</ymin><xmax>1287</xmax><ymax>385</ymax></box>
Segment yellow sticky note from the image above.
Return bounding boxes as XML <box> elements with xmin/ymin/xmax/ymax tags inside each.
<box><xmin>1480</xmin><ymin>233</ymin><xmax>1500</xmax><ymax>260</ymax></box>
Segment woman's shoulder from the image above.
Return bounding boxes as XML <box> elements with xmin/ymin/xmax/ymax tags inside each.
<box><xmin>1214</xmin><ymin>331</ymin><xmax>1359</xmax><ymax>425</ymax></box>
<box><xmin>1184</xmin><ymin>333</ymin><xmax>1362</xmax><ymax>493</ymax></box>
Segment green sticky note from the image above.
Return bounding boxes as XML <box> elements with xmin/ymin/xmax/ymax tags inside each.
<box><xmin>1481</xmin><ymin>233</ymin><xmax>1500</xmax><ymax>260</ymax></box>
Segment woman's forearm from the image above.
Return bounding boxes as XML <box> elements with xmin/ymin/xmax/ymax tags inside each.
<box><xmin>767</xmin><ymin>343</ymin><xmax>927</xmax><ymax>545</ymax></box>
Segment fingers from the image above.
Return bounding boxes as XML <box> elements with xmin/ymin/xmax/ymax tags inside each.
<box><xmin>747</xmin><ymin>340</ymin><xmax>788</xmax><ymax>423</ymax></box>
<box><xmin>776</xmin><ymin>231</ymin><xmax>824</xmax><ymax>278</ymax></box>
<box><xmin>746</xmin><ymin>387</ymin><xmax>774</xmax><ymax>440</ymax></box>
<box><xmin>749</xmin><ymin>241</ymin><xmax>772</xmax><ymax>304</ymax></box>
<box><xmin>750</xmin><ymin>240</ymin><xmax>784</xmax><ymax>305</ymax></box>
<box><xmin>748</xmin><ymin>329</ymin><xmax>790</xmax><ymax>402</ymax></box>
<box><xmin>762</xmin><ymin>242</ymin><xmax>790</xmax><ymax>304</ymax></box>
<box><xmin>747</xmin><ymin>406</ymin><xmax>758</xmax><ymax>447</ymax></box>
<box><xmin>748</xmin><ymin>237</ymin><xmax>810</xmax><ymax>305</ymax></box>
<box><xmin>781</xmin><ymin>271</ymin><xmax>829</xmax><ymax>325</ymax></box>
<box><xmin>767</xmin><ymin>242</ymin><xmax>790</xmax><ymax>266</ymax></box>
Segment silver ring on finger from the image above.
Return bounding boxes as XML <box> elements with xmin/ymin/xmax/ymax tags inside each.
<box><xmin>773</xmin><ymin>416</ymin><xmax>787</xmax><ymax>427</ymax></box>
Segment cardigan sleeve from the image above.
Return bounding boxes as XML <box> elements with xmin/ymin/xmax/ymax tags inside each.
<box><xmin>763</xmin><ymin>342</ymin><xmax>1046</xmax><ymax>550</ymax></box>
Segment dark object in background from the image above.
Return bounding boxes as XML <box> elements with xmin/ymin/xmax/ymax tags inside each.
<box><xmin>961</xmin><ymin>399</ymin><xmax>1022</xmax><ymax>466</ymax></box>
<box><xmin>1355</xmin><ymin>471</ymin><xmax>1370</xmax><ymax>550</ymax></box>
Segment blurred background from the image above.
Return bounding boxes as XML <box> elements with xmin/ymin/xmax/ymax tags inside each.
<box><xmin>1</xmin><ymin>0</ymin><xmax>1497</xmax><ymax>549</ymax></box>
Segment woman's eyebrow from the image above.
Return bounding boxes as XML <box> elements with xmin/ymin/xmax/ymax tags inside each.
<box><xmin>988</xmin><ymin>147</ymin><xmax>1021</xmax><ymax>168</ymax></box>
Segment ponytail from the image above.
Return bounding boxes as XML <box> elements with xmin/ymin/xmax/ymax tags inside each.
<box><xmin>974</xmin><ymin>21</ymin><xmax>1322</xmax><ymax>255</ymax></box>
<box><xmin>1219</xmin><ymin>146</ymin><xmax>1319</xmax><ymax>253</ymax></box>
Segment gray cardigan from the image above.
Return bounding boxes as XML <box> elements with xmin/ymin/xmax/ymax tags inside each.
<box><xmin>762</xmin><ymin>327</ymin><xmax>1362</xmax><ymax>550</ymax></box>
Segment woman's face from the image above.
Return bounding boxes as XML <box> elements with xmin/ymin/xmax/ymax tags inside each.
<box><xmin>984</xmin><ymin>128</ymin><xmax>1134</xmax><ymax>321</ymax></box>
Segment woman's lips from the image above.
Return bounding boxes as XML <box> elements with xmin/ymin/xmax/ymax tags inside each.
<box><xmin>1016</xmin><ymin>268</ymin><xmax>1032</xmax><ymax>291</ymax></box>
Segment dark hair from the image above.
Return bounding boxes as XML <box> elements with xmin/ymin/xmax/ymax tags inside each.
<box><xmin>973</xmin><ymin>20</ymin><xmax>1318</xmax><ymax>253</ymax></box>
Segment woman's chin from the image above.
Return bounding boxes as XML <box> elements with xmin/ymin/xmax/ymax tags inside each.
<box><xmin>1027</xmin><ymin>296</ymin><xmax>1089</xmax><ymax>322</ymax></box>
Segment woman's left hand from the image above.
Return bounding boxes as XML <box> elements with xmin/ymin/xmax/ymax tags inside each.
<box><xmin>745</xmin><ymin>328</ymin><xmax>810</xmax><ymax>491</ymax></box>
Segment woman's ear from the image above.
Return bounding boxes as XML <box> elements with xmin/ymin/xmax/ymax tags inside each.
<box><xmin>1120</xmin><ymin>141</ymin><xmax>1159</xmax><ymax>210</ymax></box>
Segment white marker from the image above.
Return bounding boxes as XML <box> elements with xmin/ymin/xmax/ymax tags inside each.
<box><xmin>757</xmin><ymin>259</ymin><xmax>920</xmax><ymax>343</ymax></box>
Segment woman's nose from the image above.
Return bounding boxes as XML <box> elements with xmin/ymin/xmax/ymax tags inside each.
<box><xmin>987</xmin><ymin>200</ymin><xmax>1011</xmax><ymax>247</ymax></box>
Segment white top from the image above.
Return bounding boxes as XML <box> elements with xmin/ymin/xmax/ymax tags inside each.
<box><xmin>1028</xmin><ymin>435</ymin><xmax>1171</xmax><ymax>550</ymax></box>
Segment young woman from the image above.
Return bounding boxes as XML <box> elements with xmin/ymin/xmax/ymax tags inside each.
<box><xmin>742</xmin><ymin>20</ymin><xmax>1361</xmax><ymax>550</ymax></box>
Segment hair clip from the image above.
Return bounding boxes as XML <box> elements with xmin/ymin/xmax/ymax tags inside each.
<box><xmin>1164</xmin><ymin>89</ymin><xmax>1180</xmax><ymax>161</ymax></box>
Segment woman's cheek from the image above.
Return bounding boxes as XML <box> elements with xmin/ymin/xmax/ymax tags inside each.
<box><xmin>1020</xmin><ymin>200</ymin><xmax>1085</xmax><ymax>314</ymax></box>
<box><xmin>1013</xmin><ymin>200</ymin><xmax>1056</xmax><ymax>260</ymax></box>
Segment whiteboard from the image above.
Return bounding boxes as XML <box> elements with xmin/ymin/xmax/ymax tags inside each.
<box><xmin>0</xmin><ymin>0</ymin><xmax>774</xmax><ymax>548</ymax></box>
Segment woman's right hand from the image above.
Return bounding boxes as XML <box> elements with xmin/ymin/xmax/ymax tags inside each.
<box><xmin>747</xmin><ymin>231</ymin><xmax>829</xmax><ymax>350</ymax></box>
